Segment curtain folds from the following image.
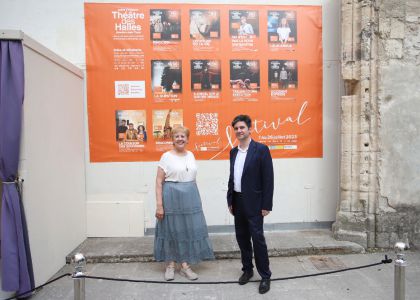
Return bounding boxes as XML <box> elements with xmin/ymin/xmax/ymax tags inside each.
<box><xmin>0</xmin><ymin>40</ymin><xmax>35</xmax><ymax>297</ymax></box>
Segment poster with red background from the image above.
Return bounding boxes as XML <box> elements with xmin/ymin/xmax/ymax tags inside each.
<box><xmin>85</xmin><ymin>3</ymin><xmax>322</xmax><ymax>162</ymax></box>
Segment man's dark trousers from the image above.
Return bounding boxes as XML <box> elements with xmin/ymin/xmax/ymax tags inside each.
<box><xmin>233</xmin><ymin>191</ymin><xmax>271</xmax><ymax>279</ymax></box>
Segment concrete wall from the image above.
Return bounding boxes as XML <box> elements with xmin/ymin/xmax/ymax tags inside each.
<box><xmin>0</xmin><ymin>0</ymin><xmax>341</xmax><ymax>234</ymax></box>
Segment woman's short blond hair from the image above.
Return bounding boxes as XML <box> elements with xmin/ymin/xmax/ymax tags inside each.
<box><xmin>171</xmin><ymin>126</ymin><xmax>190</xmax><ymax>139</ymax></box>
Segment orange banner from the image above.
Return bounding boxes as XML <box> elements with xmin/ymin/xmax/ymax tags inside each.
<box><xmin>84</xmin><ymin>3</ymin><xmax>322</xmax><ymax>162</ymax></box>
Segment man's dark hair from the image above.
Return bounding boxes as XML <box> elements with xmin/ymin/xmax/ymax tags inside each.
<box><xmin>231</xmin><ymin>114</ymin><xmax>252</xmax><ymax>128</ymax></box>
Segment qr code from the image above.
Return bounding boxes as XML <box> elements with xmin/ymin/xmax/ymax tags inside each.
<box><xmin>117</xmin><ymin>83</ymin><xmax>130</xmax><ymax>96</ymax></box>
<box><xmin>196</xmin><ymin>113</ymin><xmax>218</xmax><ymax>136</ymax></box>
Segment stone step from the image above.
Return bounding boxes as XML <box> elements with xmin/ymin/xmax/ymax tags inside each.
<box><xmin>66</xmin><ymin>229</ymin><xmax>365</xmax><ymax>264</ymax></box>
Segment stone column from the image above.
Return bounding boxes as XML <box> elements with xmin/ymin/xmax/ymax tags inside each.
<box><xmin>333</xmin><ymin>0</ymin><xmax>379</xmax><ymax>248</ymax></box>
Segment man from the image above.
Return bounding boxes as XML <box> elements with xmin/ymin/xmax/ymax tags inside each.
<box><xmin>280</xmin><ymin>66</ymin><xmax>288</xmax><ymax>89</ymax></box>
<box><xmin>160</xmin><ymin>66</ymin><xmax>174</xmax><ymax>92</ymax></box>
<box><xmin>227</xmin><ymin>114</ymin><xmax>274</xmax><ymax>294</ymax></box>
<box><xmin>153</xmin><ymin>18</ymin><xmax>163</xmax><ymax>33</ymax></box>
<box><xmin>117</xmin><ymin>119</ymin><xmax>128</xmax><ymax>141</ymax></box>
<box><xmin>237</xmin><ymin>15</ymin><xmax>254</xmax><ymax>36</ymax></box>
<box><xmin>125</xmin><ymin>123</ymin><xmax>138</xmax><ymax>140</ymax></box>
<box><xmin>200</xmin><ymin>66</ymin><xmax>211</xmax><ymax>90</ymax></box>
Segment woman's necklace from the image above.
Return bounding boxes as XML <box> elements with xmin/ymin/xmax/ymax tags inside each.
<box><xmin>185</xmin><ymin>154</ymin><xmax>189</xmax><ymax>172</ymax></box>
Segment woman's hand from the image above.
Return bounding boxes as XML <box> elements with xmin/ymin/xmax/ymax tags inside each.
<box><xmin>155</xmin><ymin>167</ymin><xmax>165</xmax><ymax>220</ymax></box>
<box><xmin>155</xmin><ymin>206</ymin><xmax>164</xmax><ymax>220</ymax></box>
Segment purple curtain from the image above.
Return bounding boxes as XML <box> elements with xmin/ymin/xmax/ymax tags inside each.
<box><xmin>0</xmin><ymin>40</ymin><xmax>35</xmax><ymax>296</ymax></box>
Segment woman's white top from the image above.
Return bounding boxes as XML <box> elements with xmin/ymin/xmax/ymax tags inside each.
<box><xmin>277</xmin><ymin>27</ymin><xmax>291</xmax><ymax>40</ymax></box>
<box><xmin>158</xmin><ymin>150</ymin><xmax>197</xmax><ymax>182</ymax></box>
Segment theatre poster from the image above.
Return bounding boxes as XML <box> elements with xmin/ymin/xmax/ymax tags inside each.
<box><xmin>84</xmin><ymin>3</ymin><xmax>322</xmax><ymax>162</ymax></box>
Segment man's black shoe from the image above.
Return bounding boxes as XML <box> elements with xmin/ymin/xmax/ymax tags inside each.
<box><xmin>259</xmin><ymin>278</ymin><xmax>270</xmax><ymax>294</ymax></box>
<box><xmin>238</xmin><ymin>271</ymin><xmax>253</xmax><ymax>285</ymax></box>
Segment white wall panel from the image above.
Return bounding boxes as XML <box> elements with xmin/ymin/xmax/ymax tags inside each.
<box><xmin>0</xmin><ymin>0</ymin><xmax>340</xmax><ymax>234</ymax></box>
<box><xmin>16</xmin><ymin>35</ymin><xmax>86</xmax><ymax>286</ymax></box>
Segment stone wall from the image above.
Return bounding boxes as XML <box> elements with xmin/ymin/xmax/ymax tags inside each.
<box><xmin>376</xmin><ymin>0</ymin><xmax>420</xmax><ymax>248</ymax></box>
<box><xmin>334</xmin><ymin>0</ymin><xmax>420</xmax><ymax>249</ymax></box>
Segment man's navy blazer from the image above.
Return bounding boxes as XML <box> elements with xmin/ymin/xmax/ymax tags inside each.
<box><xmin>227</xmin><ymin>139</ymin><xmax>274</xmax><ymax>217</ymax></box>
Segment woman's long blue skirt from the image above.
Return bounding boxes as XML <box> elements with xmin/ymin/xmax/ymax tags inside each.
<box><xmin>154</xmin><ymin>181</ymin><xmax>215</xmax><ymax>264</ymax></box>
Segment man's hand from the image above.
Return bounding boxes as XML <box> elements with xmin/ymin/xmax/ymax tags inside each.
<box><xmin>262</xmin><ymin>210</ymin><xmax>270</xmax><ymax>217</ymax></box>
<box><xmin>228</xmin><ymin>205</ymin><xmax>234</xmax><ymax>216</ymax></box>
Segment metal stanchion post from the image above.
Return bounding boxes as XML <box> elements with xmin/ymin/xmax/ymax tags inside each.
<box><xmin>73</xmin><ymin>253</ymin><xmax>86</xmax><ymax>300</ymax></box>
<box><xmin>394</xmin><ymin>242</ymin><xmax>407</xmax><ymax>300</ymax></box>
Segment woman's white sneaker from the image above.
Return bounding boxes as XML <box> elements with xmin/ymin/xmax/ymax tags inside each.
<box><xmin>180</xmin><ymin>267</ymin><xmax>198</xmax><ymax>280</ymax></box>
<box><xmin>164</xmin><ymin>265</ymin><xmax>175</xmax><ymax>281</ymax></box>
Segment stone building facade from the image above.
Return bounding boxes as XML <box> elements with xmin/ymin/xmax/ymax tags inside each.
<box><xmin>333</xmin><ymin>0</ymin><xmax>420</xmax><ymax>249</ymax></box>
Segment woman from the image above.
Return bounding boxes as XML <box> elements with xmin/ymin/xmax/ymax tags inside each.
<box><xmin>277</xmin><ymin>17</ymin><xmax>291</xmax><ymax>43</ymax></box>
<box><xmin>189</xmin><ymin>12</ymin><xmax>210</xmax><ymax>39</ymax></box>
<box><xmin>137</xmin><ymin>124</ymin><xmax>147</xmax><ymax>142</ymax></box>
<box><xmin>154</xmin><ymin>126</ymin><xmax>214</xmax><ymax>281</ymax></box>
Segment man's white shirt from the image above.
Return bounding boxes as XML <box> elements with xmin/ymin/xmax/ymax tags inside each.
<box><xmin>233</xmin><ymin>145</ymin><xmax>248</xmax><ymax>192</ymax></box>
